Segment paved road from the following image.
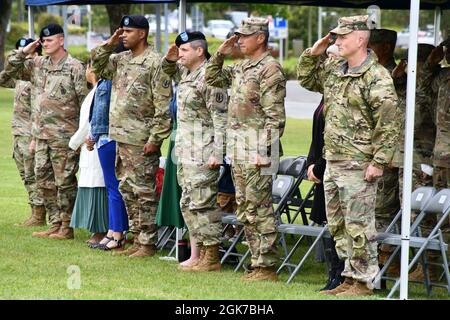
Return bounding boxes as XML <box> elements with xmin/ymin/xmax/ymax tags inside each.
<box><xmin>285</xmin><ymin>80</ymin><xmax>322</xmax><ymax>119</ymax></box>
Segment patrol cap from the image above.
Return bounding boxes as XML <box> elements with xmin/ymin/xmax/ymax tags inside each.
<box><xmin>369</xmin><ymin>29</ymin><xmax>397</xmax><ymax>46</ymax></box>
<box><xmin>120</xmin><ymin>15</ymin><xmax>149</xmax><ymax>29</ymax></box>
<box><xmin>39</xmin><ymin>23</ymin><xmax>64</xmax><ymax>39</ymax></box>
<box><xmin>330</xmin><ymin>15</ymin><xmax>376</xmax><ymax>35</ymax></box>
<box><xmin>235</xmin><ymin>17</ymin><xmax>269</xmax><ymax>36</ymax></box>
<box><xmin>15</xmin><ymin>37</ymin><xmax>34</xmax><ymax>49</ymax></box>
<box><xmin>175</xmin><ymin>31</ymin><xmax>210</xmax><ymax>58</ymax></box>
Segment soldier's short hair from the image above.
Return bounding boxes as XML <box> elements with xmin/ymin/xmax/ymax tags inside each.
<box><xmin>189</xmin><ymin>39</ymin><xmax>210</xmax><ymax>59</ymax></box>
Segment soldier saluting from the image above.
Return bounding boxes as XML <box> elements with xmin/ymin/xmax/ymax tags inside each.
<box><xmin>91</xmin><ymin>15</ymin><xmax>172</xmax><ymax>257</ymax></box>
<box><xmin>4</xmin><ymin>24</ymin><xmax>87</xmax><ymax>240</ymax></box>
<box><xmin>297</xmin><ymin>15</ymin><xmax>401</xmax><ymax>296</ymax></box>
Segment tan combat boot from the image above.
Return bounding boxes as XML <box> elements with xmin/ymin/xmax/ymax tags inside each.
<box><xmin>192</xmin><ymin>244</ymin><xmax>221</xmax><ymax>272</ymax></box>
<box><xmin>246</xmin><ymin>266</ymin><xmax>278</xmax><ymax>282</ymax></box>
<box><xmin>129</xmin><ymin>244</ymin><xmax>157</xmax><ymax>258</ymax></box>
<box><xmin>17</xmin><ymin>205</ymin><xmax>46</xmax><ymax>227</ymax></box>
<box><xmin>49</xmin><ymin>221</ymin><xmax>74</xmax><ymax>240</ymax></box>
<box><xmin>113</xmin><ymin>236</ymin><xmax>140</xmax><ymax>256</ymax></box>
<box><xmin>240</xmin><ymin>267</ymin><xmax>260</xmax><ymax>280</ymax></box>
<box><xmin>321</xmin><ymin>277</ymin><xmax>354</xmax><ymax>295</ymax></box>
<box><xmin>336</xmin><ymin>281</ymin><xmax>373</xmax><ymax>297</ymax></box>
<box><xmin>179</xmin><ymin>245</ymin><xmax>205</xmax><ymax>271</ymax></box>
<box><xmin>32</xmin><ymin>223</ymin><xmax>61</xmax><ymax>238</ymax></box>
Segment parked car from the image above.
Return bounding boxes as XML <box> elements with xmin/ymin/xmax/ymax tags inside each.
<box><xmin>396</xmin><ymin>26</ymin><xmax>442</xmax><ymax>48</ymax></box>
<box><xmin>204</xmin><ymin>19</ymin><xmax>235</xmax><ymax>40</ymax></box>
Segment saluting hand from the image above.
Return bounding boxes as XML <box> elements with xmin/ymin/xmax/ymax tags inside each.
<box><xmin>392</xmin><ymin>59</ymin><xmax>407</xmax><ymax>78</ymax></box>
<box><xmin>310</xmin><ymin>33</ymin><xmax>331</xmax><ymax>56</ymax></box>
<box><xmin>165</xmin><ymin>44</ymin><xmax>179</xmax><ymax>62</ymax></box>
<box><xmin>22</xmin><ymin>39</ymin><xmax>41</xmax><ymax>55</ymax></box>
<box><xmin>107</xmin><ymin>28</ymin><xmax>124</xmax><ymax>47</ymax></box>
<box><xmin>29</xmin><ymin>139</ymin><xmax>36</xmax><ymax>155</ymax></box>
<box><xmin>218</xmin><ymin>35</ymin><xmax>239</xmax><ymax>56</ymax></box>
<box><xmin>427</xmin><ymin>45</ymin><xmax>445</xmax><ymax>65</ymax></box>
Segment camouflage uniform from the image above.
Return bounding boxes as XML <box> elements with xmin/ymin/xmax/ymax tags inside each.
<box><xmin>420</xmin><ymin>62</ymin><xmax>450</xmax><ymax>189</ymax></box>
<box><xmin>4</xmin><ymin>50</ymin><xmax>86</xmax><ymax>227</ymax></box>
<box><xmin>206</xmin><ymin>19</ymin><xmax>286</xmax><ymax>269</ymax></box>
<box><xmin>91</xmin><ymin>43</ymin><xmax>172</xmax><ymax>246</ymax></box>
<box><xmin>0</xmin><ymin>71</ymin><xmax>43</xmax><ymax>209</ymax></box>
<box><xmin>419</xmin><ymin>61</ymin><xmax>450</xmax><ymax>245</ymax></box>
<box><xmin>161</xmin><ymin>58</ymin><xmax>227</xmax><ymax>246</ymax></box>
<box><xmin>297</xmin><ymin>16</ymin><xmax>401</xmax><ymax>288</ymax></box>
<box><xmin>373</xmin><ymin>55</ymin><xmax>401</xmax><ymax>234</ymax></box>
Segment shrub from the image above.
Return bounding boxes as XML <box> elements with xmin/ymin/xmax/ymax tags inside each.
<box><xmin>37</xmin><ymin>13</ymin><xmax>63</xmax><ymax>32</ymax></box>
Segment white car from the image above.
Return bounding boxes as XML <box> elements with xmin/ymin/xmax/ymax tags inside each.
<box><xmin>204</xmin><ymin>20</ymin><xmax>235</xmax><ymax>40</ymax></box>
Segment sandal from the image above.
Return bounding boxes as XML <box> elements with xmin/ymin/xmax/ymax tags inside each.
<box><xmin>102</xmin><ymin>237</ymin><xmax>125</xmax><ymax>251</ymax></box>
<box><xmin>95</xmin><ymin>236</ymin><xmax>114</xmax><ymax>249</ymax></box>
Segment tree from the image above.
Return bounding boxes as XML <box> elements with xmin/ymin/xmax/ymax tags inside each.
<box><xmin>105</xmin><ymin>4</ymin><xmax>131</xmax><ymax>35</ymax></box>
<box><xmin>1</xmin><ymin>0</ymin><xmax>13</xmax><ymax>71</ymax></box>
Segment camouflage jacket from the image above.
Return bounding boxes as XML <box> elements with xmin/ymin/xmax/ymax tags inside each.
<box><xmin>420</xmin><ymin>62</ymin><xmax>450</xmax><ymax>168</ymax></box>
<box><xmin>205</xmin><ymin>51</ymin><xmax>286</xmax><ymax>162</ymax></box>
<box><xmin>161</xmin><ymin>58</ymin><xmax>228</xmax><ymax>164</ymax></box>
<box><xmin>392</xmin><ymin>64</ymin><xmax>437</xmax><ymax>168</ymax></box>
<box><xmin>0</xmin><ymin>70</ymin><xmax>33</xmax><ymax>137</ymax></box>
<box><xmin>91</xmin><ymin>43</ymin><xmax>172</xmax><ymax>147</ymax></box>
<box><xmin>4</xmin><ymin>51</ymin><xmax>86</xmax><ymax>140</ymax></box>
<box><xmin>297</xmin><ymin>49</ymin><xmax>401</xmax><ymax>168</ymax></box>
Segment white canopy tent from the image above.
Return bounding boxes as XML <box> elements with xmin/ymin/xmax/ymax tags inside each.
<box><xmin>25</xmin><ymin>0</ymin><xmax>449</xmax><ymax>299</ymax></box>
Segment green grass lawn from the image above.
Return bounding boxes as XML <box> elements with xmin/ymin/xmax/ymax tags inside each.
<box><xmin>0</xmin><ymin>87</ymin><xmax>446</xmax><ymax>300</ymax></box>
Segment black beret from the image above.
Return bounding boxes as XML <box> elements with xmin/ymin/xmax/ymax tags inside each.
<box><xmin>175</xmin><ymin>31</ymin><xmax>210</xmax><ymax>59</ymax></box>
<box><xmin>120</xmin><ymin>15</ymin><xmax>149</xmax><ymax>29</ymax></box>
<box><xmin>15</xmin><ymin>37</ymin><xmax>34</xmax><ymax>49</ymax></box>
<box><xmin>39</xmin><ymin>23</ymin><xmax>64</xmax><ymax>39</ymax></box>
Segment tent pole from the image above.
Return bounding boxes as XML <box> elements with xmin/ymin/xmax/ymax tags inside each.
<box><xmin>399</xmin><ymin>0</ymin><xmax>420</xmax><ymax>301</ymax></box>
<box><xmin>28</xmin><ymin>6</ymin><xmax>34</xmax><ymax>38</ymax></box>
<box><xmin>317</xmin><ymin>7</ymin><xmax>322</xmax><ymax>40</ymax></box>
<box><xmin>178</xmin><ymin>0</ymin><xmax>186</xmax><ymax>33</ymax></box>
<box><xmin>156</xmin><ymin>4</ymin><xmax>161</xmax><ymax>53</ymax></box>
<box><xmin>433</xmin><ymin>6</ymin><xmax>441</xmax><ymax>45</ymax></box>
<box><xmin>164</xmin><ymin>3</ymin><xmax>169</xmax><ymax>53</ymax></box>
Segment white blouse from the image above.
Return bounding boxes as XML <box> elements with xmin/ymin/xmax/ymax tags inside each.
<box><xmin>69</xmin><ymin>85</ymin><xmax>106</xmax><ymax>188</ymax></box>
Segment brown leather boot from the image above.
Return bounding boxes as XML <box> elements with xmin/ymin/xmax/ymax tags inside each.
<box><xmin>246</xmin><ymin>266</ymin><xmax>278</xmax><ymax>282</ymax></box>
<box><xmin>32</xmin><ymin>223</ymin><xmax>61</xmax><ymax>238</ymax></box>
<box><xmin>49</xmin><ymin>221</ymin><xmax>74</xmax><ymax>240</ymax></box>
<box><xmin>179</xmin><ymin>245</ymin><xmax>206</xmax><ymax>271</ymax></box>
<box><xmin>17</xmin><ymin>205</ymin><xmax>46</xmax><ymax>227</ymax></box>
<box><xmin>336</xmin><ymin>281</ymin><xmax>373</xmax><ymax>297</ymax></box>
<box><xmin>321</xmin><ymin>277</ymin><xmax>353</xmax><ymax>295</ymax></box>
<box><xmin>192</xmin><ymin>244</ymin><xmax>221</xmax><ymax>272</ymax></box>
<box><xmin>129</xmin><ymin>244</ymin><xmax>157</xmax><ymax>258</ymax></box>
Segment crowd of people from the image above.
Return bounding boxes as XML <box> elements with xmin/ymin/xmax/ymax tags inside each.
<box><xmin>0</xmin><ymin>12</ymin><xmax>449</xmax><ymax>297</ymax></box>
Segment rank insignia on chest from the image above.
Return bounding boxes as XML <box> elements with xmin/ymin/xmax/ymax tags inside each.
<box><xmin>215</xmin><ymin>92</ymin><xmax>224</xmax><ymax>103</ymax></box>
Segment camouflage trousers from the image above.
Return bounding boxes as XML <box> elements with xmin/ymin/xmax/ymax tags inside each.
<box><xmin>35</xmin><ymin>138</ymin><xmax>78</xmax><ymax>225</ymax></box>
<box><xmin>116</xmin><ymin>143</ymin><xmax>159</xmax><ymax>246</ymax></box>
<box><xmin>12</xmin><ymin>135</ymin><xmax>43</xmax><ymax>207</ymax></box>
<box><xmin>177</xmin><ymin>163</ymin><xmax>222</xmax><ymax>246</ymax></box>
<box><xmin>232</xmin><ymin>163</ymin><xmax>278</xmax><ymax>268</ymax></box>
<box><xmin>433</xmin><ymin>166</ymin><xmax>450</xmax><ymax>189</ymax></box>
<box><xmin>324</xmin><ymin>160</ymin><xmax>379</xmax><ymax>288</ymax></box>
<box><xmin>375</xmin><ymin>167</ymin><xmax>400</xmax><ymax>233</ymax></box>
<box><xmin>398</xmin><ymin>167</ymin><xmax>433</xmax><ymax>204</ymax></box>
